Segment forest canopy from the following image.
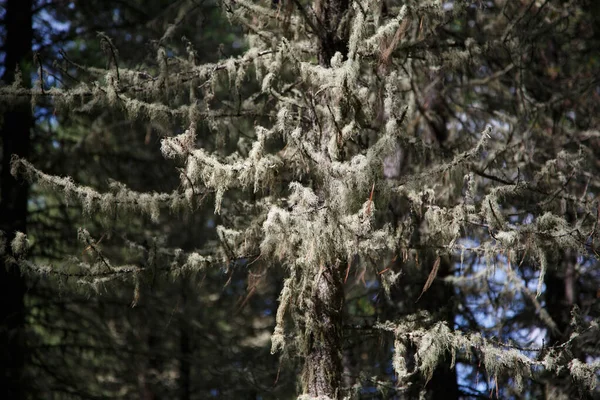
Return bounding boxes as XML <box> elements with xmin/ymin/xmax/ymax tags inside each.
<box><xmin>1</xmin><ymin>0</ymin><xmax>599</xmax><ymax>399</ymax></box>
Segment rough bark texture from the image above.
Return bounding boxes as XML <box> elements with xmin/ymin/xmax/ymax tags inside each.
<box><xmin>0</xmin><ymin>0</ymin><xmax>33</xmax><ymax>398</ymax></box>
<box><xmin>298</xmin><ymin>2</ymin><xmax>351</xmax><ymax>398</ymax></box>
<box><xmin>303</xmin><ymin>264</ymin><xmax>345</xmax><ymax>399</ymax></box>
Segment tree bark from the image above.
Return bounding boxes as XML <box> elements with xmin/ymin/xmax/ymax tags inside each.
<box><xmin>0</xmin><ymin>0</ymin><xmax>33</xmax><ymax>398</ymax></box>
<box><xmin>298</xmin><ymin>2</ymin><xmax>351</xmax><ymax>398</ymax></box>
<box><xmin>296</xmin><ymin>2</ymin><xmax>351</xmax><ymax>398</ymax></box>
<box><xmin>314</xmin><ymin>0</ymin><xmax>350</xmax><ymax>67</ymax></box>
<box><xmin>423</xmin><ymin>258</ymin><xmax>459</xmax><ymax>400</ymax></box>
<box><xmin>179</xmin><ymin>284</ymin><xmax>191</xmax><ymax>400</ymax></box>
<box><xmin>384</xmin><ymin>83</ymin><xmax>459</xmax><ymax>399</ymax></box>
<box><xmin>384</xmin><ymin>256</ymin><xmax>459</xmax><ymax>400</ymax></box>
<box><xmin>302</xmin><ymin>264</ymin><xmax>345</xmax><ymax>399</ymax></box>
<box><xmin>543</xmin><ymin>251</ymin><xmax>592</xmax><ymax>400</ymax></box>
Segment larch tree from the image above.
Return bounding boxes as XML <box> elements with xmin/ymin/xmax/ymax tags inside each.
<box><xmin>1</xmin><ymin>0</ymin><xmax>599</xmax><ymax>399</ymax></box>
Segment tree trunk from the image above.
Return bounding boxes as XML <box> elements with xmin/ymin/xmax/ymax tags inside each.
<box><xmin>0</xmin><ymin>0</ymin><xmax>33</xmax><ymax>399</ymax></box>
<box><xmin>384</xmin><ymin>256</ymin><xmax>459</xmax><ymax>400</ymax></box>
<box><xmin>315</xmin><ymin>0</ymin><xmax>350</xmax><ymax>67</ymax></box>
<box><xmin>422</xmin><ymin>258</ymin><xmax>459</xmax><ymax>400</ymax></box>
<box><xmin>299</xmin><ymin>2</ymin><xmax>351</xmax><ymax>398</ymax></box>
<box><xmin>302</xmin><ymin>0</ymin><xmax>349</xmax><ymax>399</ymax></box>
<box><xmin>302</xmin><ymin>264</ymin><xmax>345</xmax><ymax>399</ymax></box>
<box><xmin>543</xmin><ymin>251</ymin><xmax>592</xmax><ymax>400</ymax></box>
<box><xmin>180</xmin><ymin>284</ymin><xmax>191</xmax><ymax>400</ymax></box>
<box><xmin>384</xmin><ymin>83</ymin><xmax>459</xmax><ymax>398</ymax></box>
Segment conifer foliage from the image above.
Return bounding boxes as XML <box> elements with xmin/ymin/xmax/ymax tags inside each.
<box><xmin>2</xmin><ymin>0</ymin><xmax>599</xmax><ymax>398</ymax></box>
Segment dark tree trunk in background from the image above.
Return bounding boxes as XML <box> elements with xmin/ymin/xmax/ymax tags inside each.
<box><xmin>142</xmin><ymin>326</ymin><xmax>163</xmax><ymax>399</ymax></box>
<box><xmin>543</xmin><ymin>251</ymin><xmax>592</xmax><ymax>400</ymax></box>
<box><xmin>386</xmin><ymin>87</ymin><xmax>459</xmax><ymax>400</ymax></box>
<box><xmin>545</xmin><ymin>256</ymin><xmax>576</xmax><ymax>345</ymax></box>
<box><xmin>315</xmin><ymin>0</ymin><xmax>349</xmax><ymax>67</ymax></box>
<box><xmin>0</xmin><ymin>0</ymin><xmax>34</xmax><ymax>399</ymax></box>
<box><xmin>0</xmin><ymin>0</ymin><xmax>34</xmax><ymax>397</ymax></box>
<box><xmin>417</xmin><ymin>81</ymin><xmax>459</xmax><ymax>400</ymax></box>
<box><xmin>179</xmin><ymin>284</ymin><xmax>191</xmax><ymax>400</ymax></box>
<box><xmin>384</xmin><ymin>256</ymin><xmax>459</xmax><ymax>400</ymax></box>
<box><xmin>422</xmin><ymin>258</ymin><xmax>459</xmax><ymax>400</ymax></box>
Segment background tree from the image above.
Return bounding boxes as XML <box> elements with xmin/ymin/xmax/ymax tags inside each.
<box><xmin>3</xmin><ymin>1</ymin><xmax>293</xmax><ymax>398</ymax></box>
<box><xmin>0</xmin><ymin>0</ymin><xmax>33</xmax><ymax>398</ymax></box>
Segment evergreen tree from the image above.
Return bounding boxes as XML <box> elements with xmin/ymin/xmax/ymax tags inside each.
<box><xmin>2</xmin><ymin>0</ymin><xmax>599</xmax><ymax>398</ymax></box>
<box><xmin>0</xmin><ymin>0</ymin><xmax>33</xmax><ymax>397</ymax></box>
<box><xmin>4</xmin><ymin>1</ymin><xmax>283</xmax><ymax>398</ymax></box>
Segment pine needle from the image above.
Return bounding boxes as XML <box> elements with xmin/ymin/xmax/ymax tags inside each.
<box><xmin>416</xmin><ymin>255</ymin><xmax>440</xmax><ymax>302</ymax></box>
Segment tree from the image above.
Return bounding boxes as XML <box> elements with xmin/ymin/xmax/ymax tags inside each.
<box><xmin>2</xmin><ymin>0</ymin><xmax>599</xmax><ymax>398</ymax></box>
<box><xmin>4</xmin><ymin>1</ymin><xmax>279</xmax><ymax>398</ymax></box>
<box><xmin>0</xmin><ymin>0</ymin><xmax>33</xmax><ymax>397</ymax></box>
